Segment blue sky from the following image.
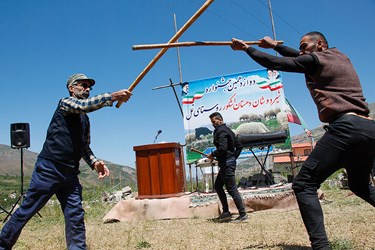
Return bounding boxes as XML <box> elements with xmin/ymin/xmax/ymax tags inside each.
<box><xmin>1</xmin><ymin>0</ymin><xmax>374</xmax><ymax>167</ymax></box>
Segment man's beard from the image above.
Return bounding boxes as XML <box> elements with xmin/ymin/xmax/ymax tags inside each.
<box><xmin>81</xmin><ymin>91</ymin><xmax>89</xmax><ymax>99</ymax></box>
<box><xmin>75</xmin><ymin>90</ymin><xmax>90</xmax><ymax>99</ymax></box>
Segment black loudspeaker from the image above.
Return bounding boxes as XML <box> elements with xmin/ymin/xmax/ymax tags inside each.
<box><xmin>10</xmin><ymin>123</ymin><xmax>30</xmax><ymax>149</ymax></box>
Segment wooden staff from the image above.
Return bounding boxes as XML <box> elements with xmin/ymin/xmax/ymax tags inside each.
<box><xmin>133</xmin><ymin>40</ymin><xmax>284</xmax><ymax>50</ymax></box>
<box><xmin>191</xmin><ymin>148</ymin><xmax>218</xmax><ymax>163</ymax></box>
<box><xmin>116</xmin><ymin>0</ymin><xmax>215</xmax><ymax>108</ymax></box>
<box><xmin>190</xmin><ymin>148</ymin><xmax>209</xmax><ymax>157</ymax></box>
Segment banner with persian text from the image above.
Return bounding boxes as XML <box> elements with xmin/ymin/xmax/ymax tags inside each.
<box><xmin>181</xmin><ymin>69</ymin><xmax>291</xmax><ymax>163</ymax></box>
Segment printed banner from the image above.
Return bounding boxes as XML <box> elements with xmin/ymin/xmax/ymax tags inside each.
<box><xmin>182</xmin><ymin>69</ymin><xmax>291</xmax><ymax>163</ymax></box>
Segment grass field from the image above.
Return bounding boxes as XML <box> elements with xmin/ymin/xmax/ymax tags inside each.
<box><xmin>0</xmin><ymin>188</ymin><xmax>374</xmax><ymax>250</ymax></box>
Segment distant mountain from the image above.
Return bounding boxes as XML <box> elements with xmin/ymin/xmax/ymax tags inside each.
<box><xmin>292</xmin><ymin>102</ymin><xmax>375</xmax><ymax>143</ymax></box>
<box><xmin>0</xmin><ymin>144</ymin><xmax>137</xmax><ymax>188</ymax></box>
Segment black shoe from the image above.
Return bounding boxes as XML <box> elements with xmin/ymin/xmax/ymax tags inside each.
<box><xmin>231</xmin><ymin>214</ymin><xmax>248</xmax><ymax>223</ymax></box>
<box><xmin>217</xmin><ymin>212</ymin><xmax>232</xmax><ymax>222</ymax></box>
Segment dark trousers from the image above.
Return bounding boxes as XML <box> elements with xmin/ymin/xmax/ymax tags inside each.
<box><xmin>215</xmin><ymin>157</ymin><xmax>246</xmax><ymax>216</ymax></box>
<box><xmin>0</xmin><ymin>157</ymin><xmax>86</xmax><ymax>250</ymax></box>
<box><xmin>292</xmin><ymin>114</ymin><xmax>375</xmax><ymax>250</ymax></box>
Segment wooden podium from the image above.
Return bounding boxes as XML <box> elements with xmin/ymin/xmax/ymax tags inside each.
<box><xmin>133</xmin><ymin>142</ymin><xmax>186</xmax><ymax>199</ymax></box>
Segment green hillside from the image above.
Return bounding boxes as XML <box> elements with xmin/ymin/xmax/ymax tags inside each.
<box><xmin>0</xmin><ymin>144</ymin><xmax>137</xmax><ymax>207</ymax></box>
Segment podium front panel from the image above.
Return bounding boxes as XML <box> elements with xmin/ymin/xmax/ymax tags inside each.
<box><xmin>134</xmin><ymin>142</ymin><xmax>185</xmax><ymax>199</ymax></box>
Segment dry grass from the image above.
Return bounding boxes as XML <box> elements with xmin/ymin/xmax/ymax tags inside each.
<box><xmin>1</xmin><ymin>189</ymin><xmax>374</xmax><ymax>250</ymax></box>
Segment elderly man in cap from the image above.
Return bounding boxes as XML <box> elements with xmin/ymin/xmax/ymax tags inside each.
<box><xmin>0</xmin><ymin>74</ymin><xmax>132</xmax><ymax>250</ymax></box>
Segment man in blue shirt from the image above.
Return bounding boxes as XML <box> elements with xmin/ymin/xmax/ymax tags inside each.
<box><xmin>0</xmin><ymin>73</ymin><xmax>132</xmax><ymax>250</ymax></box>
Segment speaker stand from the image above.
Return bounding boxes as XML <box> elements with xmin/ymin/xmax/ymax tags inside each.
<box><xmin>3</xmin><ymin>148</ymin><xmax>42</xmax><ymax>223</ymax></box>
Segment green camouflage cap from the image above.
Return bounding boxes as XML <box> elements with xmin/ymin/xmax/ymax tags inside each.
<box><xmin>66</xmin><ymin>73</ymin><xmax>95</xmax><ymax>89</ymax></box>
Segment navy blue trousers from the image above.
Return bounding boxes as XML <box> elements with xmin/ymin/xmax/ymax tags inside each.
<box><xmin>292</xmin><ymin>114</ymin><xmax>375</xmax><ymax>250</ymax></box>
<box><xmin>0</xmin><ymin>157</ymin><xmax>86</xmax><ymax>250</ymax></box>
<box><xmin>215</xmin><ymin>157</ymin><xmax>246</xmax><ymax>216</ymax></box>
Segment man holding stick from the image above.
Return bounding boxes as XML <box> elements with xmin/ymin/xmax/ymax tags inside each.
<box><xmin>231</xmin><ymin>32</ymin><xmax>375</xmax><ymax>249</ymax></box>
<box><xmin>207</xmin><ymin>112</ymin><xmax>247</xmax><ymax>222</ymax></box>
<box><xmin>0</xmin><ymin>74</ymin><xmax>132</xmax><ymax>250</ymax></box>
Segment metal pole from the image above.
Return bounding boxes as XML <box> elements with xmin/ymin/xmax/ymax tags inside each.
<box><xmin>174</xmin><ymin>14</ymin><xmax>183</xmax><ymax>84</ymax></box>
<box><xmin>211</xmin><ymin>163</ymin><xmax>215</xmax><ymax>192</ymax></box>
<box><xmin>268</xmin><ymin>0</ymin><xmax>277</xmax><ymax>40</ymax></box>
<box><xmin>267</xmin><ymin>0</ymin><xmax>278</xmax><ymax>56</ymax></box>
<box><xmin>189</xmin><ymin>163</ymin><xmax>193</xmax><ymax>192</ymax></box>
<box><xmin>20</xmin><ymin>148</ymin><xmax>24</xmax><ymax>195</ymax></box>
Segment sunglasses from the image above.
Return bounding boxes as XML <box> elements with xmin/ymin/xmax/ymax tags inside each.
<box><xmin>74</xmin><ymin>82</ymin><xmax>92</xmax><ymax>90</ymax></box>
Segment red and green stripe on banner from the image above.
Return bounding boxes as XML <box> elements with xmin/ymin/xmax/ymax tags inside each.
<box><xmin>256</xmin><ymin>80</ymin><xmax>283</xmax><ymax>91</ymax></box>
<box><xmin>182</xmin><ymin>91</ymin><xmax>204</xmax><ymax>104</ymax></box>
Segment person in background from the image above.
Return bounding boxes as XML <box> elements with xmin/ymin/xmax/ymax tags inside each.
<box><xmin>231</xmin><ymin>32</ymin><xmax>375</xmax><ymax>249</ymax></box>
<box><xmin>0</xmin><ymin>73</ymin><xmax>132</xmax><ymax>250</ymax></box>
<box><xmin>207</xmin><ymin>112</ymin><xmax>247</xmax><ymax>222</ymax></box>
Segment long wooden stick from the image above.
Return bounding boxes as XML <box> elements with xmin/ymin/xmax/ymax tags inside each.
<box><xmin>116</xmin><ymin>0</ymin><xmax>215</xmax><ymax>108</ymax></box>
<box><xmin>133</xmin><ymin>40</ymin><xmax>284</xmax><ymax>50</ymax></box>
<box><xmin>190</xmin><ymin>148</ymin><xmax>209</xmax><ymax>157</ymax></box>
